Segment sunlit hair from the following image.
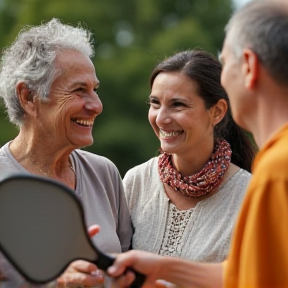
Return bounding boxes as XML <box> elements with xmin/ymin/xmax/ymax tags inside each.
<box><xmin>225</xmin><ymin>0</ymin><xmax>288</xmax><ymax>85</ymax></box>
<box><xmin>0</xmin><ymin>18</ymin><xmax>94</xmax><ymax>126</ymax></box>
<box><xmin>150</xmin><ymin>49</ymin><xmax>257</xmax><ymax>172</ymax></box>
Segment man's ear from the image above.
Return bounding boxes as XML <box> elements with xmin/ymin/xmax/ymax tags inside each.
<box><xmin>242</xmin><ymin>48</ymin><xmax>259</xmax><ymax>89</ymax></box>
<box><xmin>210</xmin><ymin>98</ymin><xmax>228</xmax><ymax>126</ymax></box>
<box><xmin>16</xmin><ymin>82</ymin><xmax>37</xmax><ymax>116</ymax></box>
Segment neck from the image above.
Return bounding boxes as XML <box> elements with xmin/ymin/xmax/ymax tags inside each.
<box><xmin>9</xmin><ymin>136</ymin><xmax>76</xmax><ymax>190</ymax></box>
<box><xmin>250</xmin><ymin>93</ymin><xmax>288</xmax><ymax>149</ymax></box>
<box><xmin>172</xmin><ymin>142</ymin><xmax>214</xmax><ymax>176</ymax></box>
<box><xmin>28</xmin><ymin>154</ymin><xmax>75</xmax><ymax>178</ymax></box>
<box><xmin>247</xmin><ymin>74</ymin><xmax>288</xmax><ymax>148</ymax></box>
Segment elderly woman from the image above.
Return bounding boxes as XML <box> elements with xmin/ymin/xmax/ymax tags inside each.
<box><xmin>123</xmin><ymin>50</ymin><xmax>256</xmax><ymax>276</ymax></box>
<box><xmin>0</xmin><ymin>19</ymin><xmax>132</xmax><ymax>287</ymax></box>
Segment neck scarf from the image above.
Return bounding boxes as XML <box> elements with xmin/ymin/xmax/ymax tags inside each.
<box><xmin>158</xmin><ymin>139</ymin><xmax>232</xmax><ymax>197</ymax></box>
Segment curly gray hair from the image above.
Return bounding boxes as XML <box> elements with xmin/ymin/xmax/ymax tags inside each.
<box><xmin>0</xmin><ymin>18</ymin><xmax>94</xmax><ymax>126</ymax></box>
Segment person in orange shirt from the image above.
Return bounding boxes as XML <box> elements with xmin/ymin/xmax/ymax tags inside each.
<box><xmin>106</xmin><ymin>0</ymin><xmax>288</xmax><ymax>287</ymax></box>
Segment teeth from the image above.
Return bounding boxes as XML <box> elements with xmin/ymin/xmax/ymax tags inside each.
<box><xmin>160</xmin><ymin>129</ymin><xmax>182</xmax><ymax>137</ymax></box>
<box><xmin>72</xmin><ymin>118</ymin><xmax>94</xmax><ymax>127</ymax></box>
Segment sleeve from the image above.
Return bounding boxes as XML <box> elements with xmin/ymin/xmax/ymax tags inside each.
<box><xmin>115</xmin><ymin>174</ymin><xmax>133</xmax><ymax>252</ymax></box>
<box><xmin>225</xmin><ymin>179</ymin><xmax>288</xmax><ymax>288</ymax></box>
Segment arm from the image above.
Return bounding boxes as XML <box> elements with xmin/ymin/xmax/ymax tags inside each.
<box><xmin>108</xmin><ymin>250</ymin><xmax>224</xmax><ymax>288</ymax></box>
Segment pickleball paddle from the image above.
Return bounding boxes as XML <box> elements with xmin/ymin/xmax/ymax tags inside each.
<box><xmin>0</xmin><ymin>174</ymin><xmax>145</xmax><ymax>287</ymax></box>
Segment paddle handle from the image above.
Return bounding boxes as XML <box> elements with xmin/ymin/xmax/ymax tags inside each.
<box><xmin>96</xmin><ymin>251</ymin><xmax>145</xmax><ymax>288</ymax></box>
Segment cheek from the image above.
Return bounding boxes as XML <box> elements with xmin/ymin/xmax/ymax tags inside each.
<box><xmin>148</xmin><ymin>109</ymin><xmax>156</xmax><ymax>126</ymax></box>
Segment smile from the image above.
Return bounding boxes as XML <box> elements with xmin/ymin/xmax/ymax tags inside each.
<box><xmin>159</xmin><ymin>129</ymin><xmax>184</xmax><ymax>137</ymax></box>
<box><xmin>71</xmin><ymin>118</ymin><xmax>94</xmax><ymax>127</ymax></box>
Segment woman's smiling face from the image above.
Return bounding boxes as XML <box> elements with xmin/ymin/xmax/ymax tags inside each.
<box><xmin>35</xmin><ymin>50</ymin><xmax>103</xmax><ymax>150</ymax></box>
<box><xmin>148</xmin><ymin>72</ymin><xmax>216</xmax><ymax>157</ymax></box>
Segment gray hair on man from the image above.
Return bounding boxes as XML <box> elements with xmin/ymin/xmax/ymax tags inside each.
<box><xmin>225</xmin><ymin>0</ymin><xmax>288</xmax><ymax>86</ymax></box>
<box><xmin>0</xmin><ymin>18</ymin><xmax>94</xmax><ymax>126</ymax></box>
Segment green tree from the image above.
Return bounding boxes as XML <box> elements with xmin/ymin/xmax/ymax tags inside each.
<box><xmin>0</xmin><ymin>0</ymin><xmax>233</xmax><ymax>176</ymax></box>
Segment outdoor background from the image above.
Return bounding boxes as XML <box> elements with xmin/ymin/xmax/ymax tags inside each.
<box><xmin>0</xmin><ymin>0</ymin><xmax>250</xmax><ymax>177</ymax></box>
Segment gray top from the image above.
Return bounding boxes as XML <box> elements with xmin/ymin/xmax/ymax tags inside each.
<box><xmin>123</xmin><ymin>157</ymin><xmax>251</xmax><ymax>262</ymax></box>
<box><xmin>0</xmin><ymin>142</ymin><xmax>132</xmax><ymax>287</ymax></box>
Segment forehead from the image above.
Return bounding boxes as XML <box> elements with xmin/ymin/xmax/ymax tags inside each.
<box><xmin>53</xmin><ymin>49</ymin><xmax>98</xmax><ymax>85</ymax></box>
<box><xmin>152</xmin><ymin>72</ymin><xmax>197</xmax><ymax>90</ymax></box>
<box><xmin>151</xmin><ymin>72</ymin><xmax>201</xmax><ymax>101</ymax></box>
<box><xmin>220</xmin><ymin>35</ymin><xmax>235</xmax><ymax>61</ymax></box>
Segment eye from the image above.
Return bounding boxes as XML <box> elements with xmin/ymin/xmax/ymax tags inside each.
<box><xmin>147</xmin><ymin>98</ymin><xmax>160</xmax><ymax>108</ymax></box>
<box><xmin>173</xmin><ymin>101</ymin><xmax>185</xmax><ymax>107</ymax></box>
<box><xmin>93</xmin><ymin>87</ymin><xmax>99</xmax><ymax>93</ymax></box>
<box><xmin>73</xmin><ymin>87</ymin><xmax>85</xmax><ymax>93</ymax></box>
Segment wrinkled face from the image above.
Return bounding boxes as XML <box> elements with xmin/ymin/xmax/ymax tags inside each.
<box><xmin>36</xmin><ymin>50</ymin><xmax>103</xmax><ymax>150</ymax></box>
<box><xmin>148</xmin><ymin>72</ymin><xmax>216</xmax><ymax>157</ymax></box>
<box><xmin>220</xmin><ymin>36</ymin><xmax>248</xmax><ymax>130</ymax></box>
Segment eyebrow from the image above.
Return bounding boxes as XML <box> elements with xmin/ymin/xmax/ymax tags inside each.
<box><xmin>68</xmin><ymin>81</ymin><xmax>100</xmax><ymax>90</ymax></box>
<box><xmin>149</xmin><ymin>95</ymin><xmax>190</xmax><ymax>103</ymax></box>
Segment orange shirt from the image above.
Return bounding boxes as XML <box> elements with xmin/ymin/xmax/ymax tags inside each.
<box><xmin>224</xmin><ymin>123</ymin><xmax>288</xmax><ymax>288</ymax></box>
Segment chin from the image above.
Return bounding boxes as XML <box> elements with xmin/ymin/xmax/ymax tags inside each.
<box><xmin>72</xmin><ymin>138</ymin><xmax>94</xmax><ymax>149</ymax></box>
<box><xmin>160</xmin><ymin>146</ymin><xmax>175</xmax><ymax>154</ymax></box>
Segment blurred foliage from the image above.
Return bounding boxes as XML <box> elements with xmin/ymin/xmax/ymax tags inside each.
<box><xmin>0</xmin><ymin>0</ymin><xmax>234</xmax><ymax>176</ymax></box>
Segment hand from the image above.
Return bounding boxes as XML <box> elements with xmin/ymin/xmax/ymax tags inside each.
<box><xmin>107</xmin><ymin>250</ymin><xmax>165</xmax><ymax>288</ymax></box>
<box><xmin>56</xmin><ymin>225</ymin><xmax>104</xmax><ymax>288</ymax></box>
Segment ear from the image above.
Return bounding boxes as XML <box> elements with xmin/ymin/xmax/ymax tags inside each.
<box><xmin>16</xmin><ymin>82</ymin><xmax>37</xmax><ymax>117</ymax></box>
<box><xmin>242</xmin><ymin>48</ymin><xmax>259</xmax><ymax>89</ymax></box>
<box><xmin>210</xmin><ymin>99</ymin><xmax>228</xmax><ymax>126</ymax></box>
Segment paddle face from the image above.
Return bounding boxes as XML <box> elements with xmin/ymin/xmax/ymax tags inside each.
<box><xmin>0</xmin><ymin>175</ymin><xmax>100</xmax><ymax>284</ymax></box>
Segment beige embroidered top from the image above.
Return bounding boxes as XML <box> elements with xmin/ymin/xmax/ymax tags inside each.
<box><xmin>123</xmin><ymin>157</ymin><xmax>251</xmax><ymax>262</ymax></box>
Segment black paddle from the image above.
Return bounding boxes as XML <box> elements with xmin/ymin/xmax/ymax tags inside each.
<box><xmin>0</xmin><ymin>174</ymin><xmax>145</xmax><ymax>287</ymax></box>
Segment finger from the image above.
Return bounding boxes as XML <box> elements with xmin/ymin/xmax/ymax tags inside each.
<box><xmin>71</xmin><ymin>260</ymin><xmax>98</xmax><ymax>273</ymax></box>
<box><xmin>88</xmin><ymin>225</ymin><xmax>100</xmax><ymax>237</ymax></box>
<box><xmin>111</xmin><ymin>272</ymin><xmax>135</xmax><ymax>288</ymax></box>
<box><xmin>82</xmin><ymin>270</ymin><xmax>105</xmax><ymax>287</ymax></box>
<box><xmin>57</xmin><ymin>271</ymin><xmax>104</xmax><ymax>287</ymax></box>
<box><xmin>108</xmin><ymin>252</ymin><xmax>136</xmax><ymax>277</ymax></box>
<box><xmin>155</xmin><ymin>280</ymin><xmax>168</xmax><ymax>288</ymax></box>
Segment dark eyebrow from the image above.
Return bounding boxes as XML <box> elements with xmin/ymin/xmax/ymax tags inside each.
<box><xmin>148</xmin><ymin>95</ymin><xmax>190</xmax><ymax>104</ymax></box>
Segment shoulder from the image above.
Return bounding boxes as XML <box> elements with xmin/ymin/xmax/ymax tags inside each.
<box><xmin>252</xmin><ymin>127</ymin><xmax>288</xmax><ymax>184</ymax></box>
<box><xmin>218</xmin><ymin>167</ymin><xmax>251</xmax><ymax>204</ymax></box>
<box><xmin>72</xmin><ymin>149</ymin><xmax>121</xmax><ymax>182</ymax></box>
<box><xmin>234</xmin><ymin>168</ymin><xmax>251</xmax><ymax>183</ymax></box>
<box><xmin>123</xmin><ymin>157</ymin><xmax>158</xmax><ymax>183</ymax></box>
<box><xmin>73</xmin><ymin>149</ymin><xmax>118</xmax><ymax>171</ymax></box>
<box><xmin>123</xmin><ymin>157</ymin><xmax>160</xmax><ymax>205</ymax></box>
<box><xmin>224</xmin><ymin>164</ymin><xmax>251</xmax><ymax>189</ymax></box>
<box><xmin>0</xmin><ymin>142</ymin><xmax>11</xmax><ymax>160</ymax></box>
<box><xmin>0</xmin><ymin>142</ymin><xmax>26</xmax><ymax>181</ymax></box>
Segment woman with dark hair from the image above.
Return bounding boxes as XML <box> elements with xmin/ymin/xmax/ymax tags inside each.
<box><xmin>123</xmin><ymin>49</ymin><xmax>257</xmax><ymax>265</ymax></box>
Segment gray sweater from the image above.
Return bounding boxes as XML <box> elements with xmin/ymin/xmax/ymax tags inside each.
<box><xmin>0</xmin><ymin>142</ymin><xmax>132</xmax><ymax>287</ymax></box>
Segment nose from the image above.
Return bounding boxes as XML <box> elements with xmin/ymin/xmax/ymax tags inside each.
<box><xmin>155</xmin><ymin>107</ymin><xmax>172</xmax><ymax>126</ymax></box>
<box><xmin>85</xmin><ymin>93</ymin><xmax>103</xmax><ymax>116</ymax></box>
